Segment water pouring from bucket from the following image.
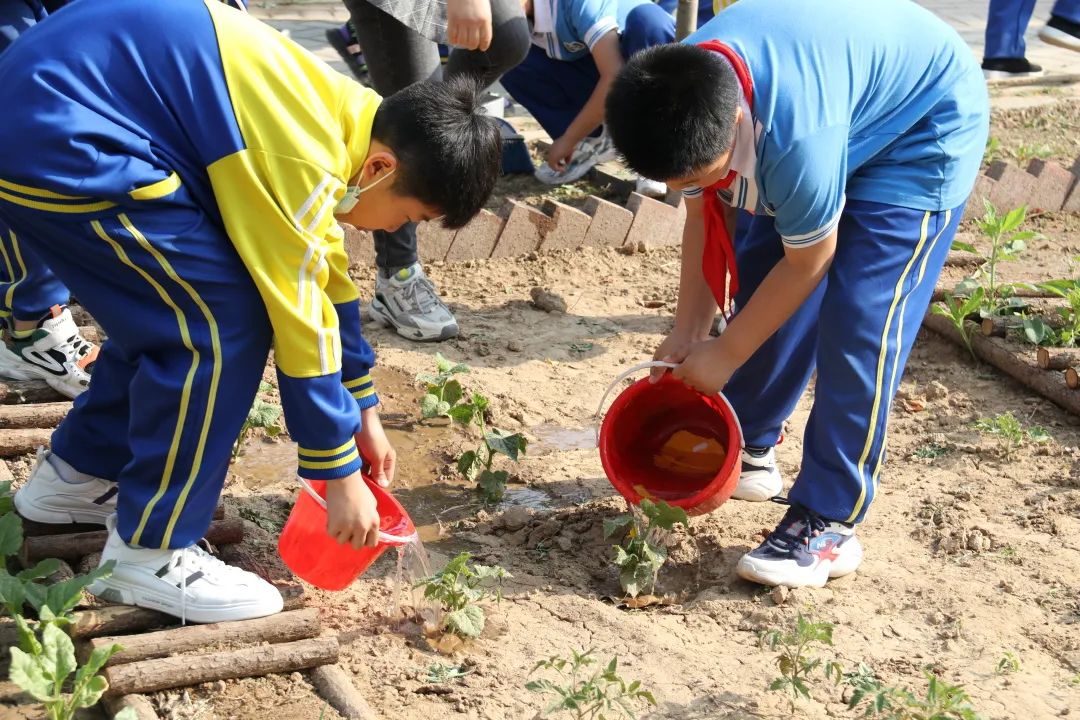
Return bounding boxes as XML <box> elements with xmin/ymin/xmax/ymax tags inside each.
<box><xmin>596</xmin><ymin>361</ymin><xmax>744</xmax><ymax>516</ymax></box>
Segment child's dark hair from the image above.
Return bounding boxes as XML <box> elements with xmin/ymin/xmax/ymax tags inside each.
<box><xmin>371</xmin><ymin>76</ymin><xmax>501</xmax><ymax>229</ymax></box>
<box><xmin>606</xmin><ymin>44</ymin><xmax>741</xmax><ymax>181</ymax></box>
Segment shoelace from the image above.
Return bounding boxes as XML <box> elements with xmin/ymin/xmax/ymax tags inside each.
<box><xmin>764</xmin><ymin>497</ymin><xmax>828</xmax><ymax>554</ymax></box>
<box><xmin>173</xmin><ymin>544</ymin><xmax>237</xmax><ymax>626</ymax></box>
<box><xmin>61</xmin><ymin>334</ymin><xmax>94</xmax><ymax>360</ymax></box>
<box><xmin>401</xmin><ymin>274</ymin><xmax>441</xmax><ymax>315</ymax></box>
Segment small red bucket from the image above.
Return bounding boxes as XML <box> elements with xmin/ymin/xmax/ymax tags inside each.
<box><xmin>277</xmin><ymin>476</ymin><xmax>417</xmax><ymax>591</ymax></box>
<box><xmin>597</xmin><ymin>362</ymin><xmax>743</xmax><ymax>516</ymax></box>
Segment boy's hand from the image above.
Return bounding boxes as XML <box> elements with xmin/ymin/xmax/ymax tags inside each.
<box><xmin>671</xmin><ymin>337</ymin><xmax>740</xmax><ymax>395</ymax></box>
<box><xmin>355</xmin><ymin>407</ymin><xmax>396</xmax><ymax>488</ymax></box>
<box><xmin>447</xmin><ymin>0</ymin><xmax>493</xmax><ymax>50</ymax></box>
<box><xmin>547</xmin><ymin>135</ymin><xmax>576</xmax><ymax>171</ymax></box>
<box><xmin>651</xmin><ymin>330</ymin><xmax>710</xmax><ymax>383</ymax></box>
<box><xmin>324</xmin><ymin>470</ymin><xmax>381</xmax><ymax>548</ymax></box>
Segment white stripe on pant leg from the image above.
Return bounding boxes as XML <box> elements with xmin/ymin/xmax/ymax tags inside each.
<box><xmin>869</xmin><ymin>209</ymin><xmax>953</xmax><ymax>492</ymax></box>
<box><xmin>847</xmin><ymin>211</ymin><xmax>932</xmax><ymax>524</ymax></box>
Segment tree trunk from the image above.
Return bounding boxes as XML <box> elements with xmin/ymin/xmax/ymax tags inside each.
<box><xmin>1035</xmin><ymin>348</ymin><xmax>1080</xmax><ymax>370</ymax></box>
<box><xmin>0</xmin><ymin>428</ymin><xmax>53</xmax><ymax>457</ymax></box>
<box><xmin>309</xmin><ymin>664</ymin><xmax>380</xmax><ymax>720</ymax></box>
<box><xmin>21</xmin><ymin>517</ymin><xmax>244</xmax><ymax>564</ymax></box>
<box><xmin>0</xmin><ymin>380</ymin><xmax>67</xmax><ymax>405</ymax></box>
<box><xmin>675</xmin><ymin>0</ymin><xmax>699</xmax><ymax>39</ymax></box>
<box><xmin>102</xmin><ymin>694</ymin><xmax>160</xmax><ymax>720</ymax></box>
<box><xmin>104</xmin><ymin>636</ymin><xmax>339</xmax><ymax>696</ymax></box>
<box><xmin>85</xmin><ymin>608</ymin><xmax>320</xmax><ymax>666</ymax></box>
<box><xmin>923</xmin><ymin>313</ymin><xmax>1080</xmax><ymax>415</ymax></box>
<box><xmin>0</xmin><ymin>402</ymin><xmax>71</xmax><ymax>429</ymax></box>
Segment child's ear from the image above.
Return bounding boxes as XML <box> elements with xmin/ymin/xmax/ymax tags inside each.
<box><xmin>362</xmin><ymin>150</ymin><xmax>399</xmax><ymax>181</ymax></box>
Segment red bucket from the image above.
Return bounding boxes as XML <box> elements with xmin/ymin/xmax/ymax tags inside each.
<box><xmin>597</xmin><ymin>363</ymin><xmax>743</xmax><ymax>516</ymax></box>
<box><xmin>277</xmin><ymin>476</ymin><xmax>417</xmax><ymax>590</ymax></box>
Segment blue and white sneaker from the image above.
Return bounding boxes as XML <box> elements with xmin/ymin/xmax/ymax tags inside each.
<box><xmin>736</xmin><ymin>500</ymin><xmax>863</xmax><ymax>588</ymax></box>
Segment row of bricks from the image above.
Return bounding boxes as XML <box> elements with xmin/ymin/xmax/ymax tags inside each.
<box><xmin>965</xmin><ymin>156</ymin><xmax>1080</xmax><ymax>221</ymax></box>
<box><xmin>343</xmin><ymin>189</ymin><xmax>688</xmax><ymax>266</ymax></box>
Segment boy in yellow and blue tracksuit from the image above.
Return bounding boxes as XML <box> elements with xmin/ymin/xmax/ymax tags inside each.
<box><xmin>3</xmin><ymin>0</ymin><xmax>500</xmax><ymax>623</ymax></box>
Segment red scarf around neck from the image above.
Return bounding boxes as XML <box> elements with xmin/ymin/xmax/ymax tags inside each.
<box><xmin>695</xmin><ymin>40</ymin><xmax>753</xmax><ymax>314</ymax></box>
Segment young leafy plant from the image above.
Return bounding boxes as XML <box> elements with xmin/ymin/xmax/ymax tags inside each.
<box><xmin>451</xmin><ymin>392</ymin><xmax>527</xmax><ymax>502</ymax></box>
<box><xmin>526</xmin><ymin>649</ymin><xmax>656</xmax><ymax>720</ymax></box>
<box><xmin>418</xmin><ymin>353</ymin><xmax>471</xmax><ymax>421</ymax></box>
<box><xmin>603</xmin><ymin>499</ymin><xmax>688</xmax><ymax>598</ymax></box>
<box><xmin>844</xmin><ymin>664</ymin><xmax>983</xmax><ymax>720</ymax></box>
<box><xmin>931</xmin><ymin>288</ymin><xmax>985</xmax><ymax>359</ymax></box>
<box><xmin>760</xmin><ymin>615</ymin><xmax>843</xmax><ymax>707</ymax></box>
<box><xmin>952</xmin><ymin>201</ymin><xmax>1036</xmax><ymax>315</ymax></box>
<box><xmin>974</xmin><ymin>411</ymin><xmax>1051</xmax><ymax>457</ymax></box>
<box><xmin>415</xmin><ymin>551</ymin><xmax>509</xmax><ymax>640</ymax></box>
<box><xmin>232</xmin><ymin>381</ymin><xmax>283</xmax><ymax>460</ymax></box>
<box><xmin>995</xmin><ymin>651</ymin><xmax>1020</xmax><ymax>675</ymax></box>
<box><xmin>1025</xmin><ymin>279</ymin><xmax>1080</xmax><ymax>347</ymax></box>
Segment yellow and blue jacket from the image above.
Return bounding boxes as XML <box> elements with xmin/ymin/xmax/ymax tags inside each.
<box><xmin>0</xmin><ymin>0</ymin><xmax>379</xmax><ymax>479</ymax></box>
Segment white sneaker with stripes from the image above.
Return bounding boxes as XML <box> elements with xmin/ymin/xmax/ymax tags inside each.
<box><xmin>14</xmin><ymin>448</ymin><xmax>116</xmax><ymax>525</ymax></box>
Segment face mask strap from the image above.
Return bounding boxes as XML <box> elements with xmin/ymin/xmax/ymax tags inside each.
<box><xmin>335</xmin><ymin>167</ymin><xmax>396</xmax><ymax>214</ymax></box>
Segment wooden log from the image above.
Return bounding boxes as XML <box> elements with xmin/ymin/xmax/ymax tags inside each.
<box><xmin>104</xmin><ymin>636</ymin><xmax>339</xmax><ymax>697</ymax></box>
<box><xmin>931</xmin><ymin>285</ymin><xmax>1059</xmax><ymax>304</ymax></box>
<box><xmin>0</xmin><ymin>402</ymin><xmax>71</xmax><ymax>429</ymax></box>
<box><xmin>102</xmin><ymin>694</ymin><xmax>160</xmax><ymax>720</ymax></box>
<box><xmin>22</xmin><ymin>506</ymin><xmax>225</xmax><ymax>539</ymax></box>
<box><xmin>1067</xmin><ymin>367</ymin><xmax>1079</xmax><ymax>390</ymax></box>
<box><xmin>85</xmin><ymin>608</ymin><xmax>320</xmax><ymax>666</ymax></box>
<box><xmin>0</xmin><ymin>380</ymin><xmax>67</xmax><ymax>405</ymax></box>
<box><xmin>944</xmin><ymin>252</ymin><xmax>982</xmax><ymax>268</ymax></box>
<box><xmin>0</xmin><ymin>428</ymin><xmax>53</xmax><ymax>457</ymax></box>
<box><xmin>980</xmin><ymin>316</ymin><xmax>1010</xmax><ymax>337</ymax></box>
<box><xmin>923</xmin><ymin>313</ymin><xmax>1080</xmax><ymax>416</ymax></box>
<box><xmin>21</xmin><ymin>516</ymin><xmax>244</xmax><ymax>564</ymax></box>
<box><xmin>1037</xmin><ymin>348</ymin><xmax>1080</xmax><ymax>371</ymax></box>
<box><xmin>309</xmin><ymin>664</ymin><xmax>380</xmax><ymax>720</ymax></box>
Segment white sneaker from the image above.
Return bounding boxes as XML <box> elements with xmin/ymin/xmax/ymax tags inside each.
<box><xmin>736</xmin><ymin>501</ymin><xmax>863</xmax><ymax>588</ymax></box>
<box><xmin>14</xmin><ymin>448</ymin><xmax>116</xmax><ymax>525</ymax></box>
<box><xmin>534</xmin><ymin>131</ymin><xmax>619</xmax><ymax>185</ymax></box>
<box><xmin>369</xmin><ymin>263</ymin><xmax>459</xmax><ymax>342</ymax></box>
<box><xmin>0</xmin><ymin>305</ymin><xmax>96</xmax><ymax>398</ymax></box>
<box><xmin>634</xmin><ymin>176</ymin><xmax>668</xmax><ymax>198</ymax></box>
<box><xmin>90</xmin><ymin>516</ymin><xmax>284</xmax><ymax>624</ymax></box>
<box><xmin>733</xmin><ymin>447</ymin><xmax>783</xmax><ymax>502</ymax></box>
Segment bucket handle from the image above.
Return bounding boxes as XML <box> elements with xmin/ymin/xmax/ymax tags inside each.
<box><xmin>593</xmin><ymin>360</ymin><xmax>744</xmax><ymax>448</ymax></box>
<box><xmin>296</xmin><ymin>477</ymin><xmax>417</xmax><ymax>545</ymax></box>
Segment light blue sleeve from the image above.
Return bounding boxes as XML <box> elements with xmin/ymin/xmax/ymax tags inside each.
<box><xmin>761</xmin><ymin>125</ymin><xmax>850</xmax><ymax>248</ymax></box>
<box><xmin>567</xmin><ymin>0</ymin><xmax>619</xmax><ymax>49</ymax></box>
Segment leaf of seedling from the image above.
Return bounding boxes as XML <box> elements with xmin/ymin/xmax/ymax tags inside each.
<box><xmin>9</xmin><ymin>648</ymin><xmax>51</xmax><ymax>702</ymax></box>
<box><xmin>445</xmin><ymin>605</ymin><xmax>485</xmax><ymax>638</ymax></box>
<box><xmin>448</xmin><ymin>404</ymin><xmax>477</xmax><ymax>426</ymax></box>
<box><xmin>485</xmin><ymin>430</ymin><xmax>527</xmax><ymax>462</ymax></box>
<box><xmin>457</xmin><ymin>451</ymin><xmax>479</xmax><ymax>480</ymax></box>
<box><xmin>951</xmin><ymin>240</ymin><xmax>978</xmax><ymax>254</ymax></box>
<box><xmin>640</xmin><ymin>499</ymin><xmax>689</xmax><ymax>532</ymax></box>
<box><xmin>0</xmin><ymin>510</ymin><xmax>23</xmax><ymax>557</ymax></box>
<box><xmin>1023</xmin><ymin>317</ymin><xmax>1054</xmax><ymax>345</ymax></box>
<box><xmin>0</xmin><ymin>480</ymin><xmax>13</xmax><ymax>516</ymax></box>
<box><xmin>41</xmin><ymin>561</ymin><xmax>115</xmax><ymax>617</ymax></box>
<box><xmin>435</xmin><ymin>352</ymin><xmax>455</xmax><ymax>375</ymax></box>
<box><xmin>420</xmin><ymin>393</ymin><xmax>440</xmax><ymax>418</ymax></box>
<box><xmin>443</xmin><ymin>379</ymin><xmax>464</xmax><ymax>406</ymax></box>
<box><xmin>603</xmin><ymin>515</ymin><xmax>635</xmax><ymax>539</ymax></box>
<box><xmin>953</xmin><ymin>276</ymin><xmax>983</xmax><ymax>298</ymax></box>
<box><xmin>477</xmin><ymin>470</ymin><xmax>508</xmax><ymax>502</ymax></box>
<box><xmin>16</xmin><ymin>559</ymin><xmax>61</xmax><ymax>582</ymax></box>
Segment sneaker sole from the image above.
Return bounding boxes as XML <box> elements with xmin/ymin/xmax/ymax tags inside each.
<box><xmin>731</xmin><ymin>470</ymin><xmax>783</xmax><ymax>502</ymax></box>
<box><xmin>982</xmin><ymin>68</ymin><xmax>1044</xmax><ymax>79</ymax></box>
<box><xmin>735</xmin><ymin>536</ymin><xmax>863</xmax><ymax>588</ymax></box>
<box><xmin>14</xmin><ymin>491</ymin><xmax>114</xmax><ymax>526</ymax></box>
<box><xmin>369</xmin><ymin>299</ymin><xmax>459</xmax><ymax>342</ymax></box>
<box><xmin>89</xmin><ymin>576</ymin><xmax>283</xmax><ymax>624</ymax></box>
<box><xmin>0</xmin><ymin>350</ymin><xmax>85</xmax><ymax>399</ymax></box>
<box><xmin>1039</xmin><ymin>26</ymin><xmax>1080</xmax><ymax>51</ymax></box>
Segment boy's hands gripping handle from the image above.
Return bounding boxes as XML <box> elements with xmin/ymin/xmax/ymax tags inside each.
<box><xmin>297</xmin><ymin>477</ymin><xmax>415</xmax><ymax>548</ymax></box>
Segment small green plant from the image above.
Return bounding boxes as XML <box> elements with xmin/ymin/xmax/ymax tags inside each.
<box><xmin>952</xmin><ymin>202</ymin><xmax>1037</xmax><ymax>315</ymax></box>
<box><xmin>418</xmin><ymin>353</ymin><xmax>471</xmax><ymax>420</ymax></box>
<box><xmin>760</xmin><ymin>615</ymin><xmax>843</xmax><ymax>706</ymax></box>
<box><xmin>451</xmin><ymin>392</ymin><xmax>527</xmax><ymax>502</ymax></box>
<box><xmin>422</xmin><ymin>662</ymin><xmax>473</xmax><ymax>684</ymax></box>
<box><xmin>982</xmin><ymin>137</ymin><xmax>1003</xmax><ymax>165</ymax></box>
<box><xmin>526</xmin><ymin>649</ymin><xmax>656</xmax><ymax>719</ymax></box>
<box><xmin>232</xmin><ymin>382</ymin><xmax>282</xmax><ymax>459</ymax></box>
<box><xmin>1023</xmin><ymin>279</ymin><xmax>1080</xmax><ymax>347</ymax></box>
<box><xmin>931</xmin><ymin>288</ymin><xmax>985</xmax><ymax>359</ymax></box>
<box><xmin>1013</xmin><ymin>143</ymin><xmax>1052</xmax><ymax>165</ymax></box>
<box><xmin>995</xmin><ymin>651</ymin><xmax>1021</xmax><ymax>675</ymax></box>
<box><xmin>914</xmin><ymin>443</ymin><xmax>950</xmax><ymax>460</ymax></box>
<box><xmin>603</xmin><ymin>499</ymin><xmax>688</xmax><ymax>598</ymax></box>
<box><xmin>415</xmin><ymin>551</ymin><xmax>509</xmax><ymax>639</ymax></box>
<box><xmin>844</xmin><ymin>664</ymin><xmax>983</xmax><ymax>719</ymax></box>
<box><xmin>974</xmin><ymin>412</ymin><xmax>1051</xmax><ymax>457</ymax></box>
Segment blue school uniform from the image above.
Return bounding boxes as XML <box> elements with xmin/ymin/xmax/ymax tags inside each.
<box><xmin>684</xmin><ymin>0</ymin><xmax>988</xmax><ymax>523</ymax></box>
<box><xmin>0</xmin><ymin>0</ymin><xmax>379</xmax><ymax>549</ymax></box>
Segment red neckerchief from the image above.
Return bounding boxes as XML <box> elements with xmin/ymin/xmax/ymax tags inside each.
<box><xmin>696</xmin><ymin>40</ymin><xmax>753</xmax><ymax>314</ymax></box>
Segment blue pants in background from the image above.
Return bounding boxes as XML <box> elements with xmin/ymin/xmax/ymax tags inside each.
<box><xmin>722</xmin><ymin>200</ymin><xmax>964</xmax><ymax>524</ymax></box>
<box><xmin>501</xmin><ymin>2</ymin><xmax>674</xmax><ymax>140</ymax></box>
<box><xmin>0</xmin><ymin>0</ymin><xmax>71</xmax><ymax>323</ymax></box>
<box><xmin>985</xmin><ymin>0</ymin><xmax>1080</xmax><ymax>59</ymax></box>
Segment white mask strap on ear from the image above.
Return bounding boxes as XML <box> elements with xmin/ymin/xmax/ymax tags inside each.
<box><xmin>335</xmin><ymin>167</ymin><xmax>396</xmax><ymax>214</ymax></box>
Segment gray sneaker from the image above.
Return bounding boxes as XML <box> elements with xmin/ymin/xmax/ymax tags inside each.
<box><xmin>369</xmin><ymin>263</ymin><xmax>458</xmax><ymax>342</ymax></box>
<box><xmin>534</xmin><ymin>130</ymin><xmax>619</xmax><ymax>185</ymax></box>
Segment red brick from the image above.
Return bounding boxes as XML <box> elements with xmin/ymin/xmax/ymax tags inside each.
<box><xmin>416</xmin><ymin>221</ymin><xmax>457</xmax><ymax>263</ymax></box>
<box><xmin>963</xmin><ymin>174</ymin><xmax>997</xmax><ymax>221</ymax></box>
<box><xmin>587</xmin><ymin>162</ymin><xmax>636</xmax><ymax>198</ymax></box>
<box><xmin>1025</xmin><ymin>159</ymin><xmax>1076</xmax><ymax>213</ymax></box>
<box><xmin>624</xmin><ymin>192</ymin><xmax>678</xmax><ymax>248</ymax></box>
<box><xmin>340</xmin><ymin>223</ymin><xmax>375</xmax><ymax>268</ymax></box>
<box><xmin>1063</xmin><ymin>156</ymin><xmax>1080</xmax><ymax>213</ymax></box>
<box><xmin>581</xmin><ymin>196</ymin><xmax>633</xmax><ymax>248</ymax></box>
<box><xmin>661</xmin><ymin>190</ymin><xmax>687</xmax><ymax>246</ymax></box>
<box><xmin>490</xmin><ymin>200</ymin><xmax>547</xmax><ymax>258</ymax></box>
<box><xmin>985</xmin><ymin>161</ymin><xmax>1037</xmax><ymax>214</ymax></box>
<box><xmin>539</xmin><ymin>200</ymin><xmax>590</xmax><ymax>251</ymax></box>
<box><xmin>444</xmin><ymin>209</ymin><xmax>504</xmax><ymax>262</ymax></box>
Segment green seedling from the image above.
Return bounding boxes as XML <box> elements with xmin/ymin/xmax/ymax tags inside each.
<box><xmin>232</xmin><ymin>381</ymin><xmax>282</xmax><ymax>460</ymax></box>
<box><xmin>931</xmin><ymin>288</ymin><xmax>985</xmax><ymax>359</ymax></box>
<box><xmin>526</xmin><ymin>649</ymin><xmax>656</xmax><ymax>720</ymax></box>
<box><xmin>422</xmin><ymin>662</ymin><xmax>473</xmax><ymax>684</ymax></box>
<box><xmin>914</xmin><ymin>443</ymin><xmax>950</xmax><ymax>460</ymax></box>
<box><xmin>415</xmin><ymin>551</ymin><xmax>509</xmax><ymax>639</ymax></box>
<box><xmin>418</xmin><ymin>352</ymin><xmax>471</xmax><ymax>421</ymax></box>
<box><xmin>0</xmin><ymin>480</ymin><xmax>12</xmax><ymax>517</ymax></box>
<box><xmin>603</xmin><ymin>499</ymin><xmax>688</xmax><ymax>599</ymax></box>
<box><xmin>844</xmin><ymin>664</ymin><xmax>983</xmax><ymax>719</ymax></box>
<box><xmin>1013</xmin><ymin>143</ymin><xmax>1052</xmax><ymax>165</ymax></box>
<box><xmin>760</xmin><ymin>615</ymin><xmax>843</xmax><ymax>707</ymax></box>
<box><xmin>1025</xmin><ymin>279</ymin><xmax>1080</xmax><ymax>347</ymax></box>
<box><xmin>952</xmin><ymin>202</ymin><xmax>1037</xmax><ymax>316</ymax></box>
<box><xmin>974</xmin><ymin>412</ymin><xmax>1051</xmax><ymax>457</ymax></box>
<box><xmin>982</xmin><ymin>137</ymin><xmax>1003</xmax><ymax>165</ymax></box>
<box><xmin>451</xmin><ymin>392</ymin><xmax>527</xmax><ymax>502</ymax></box>
<box><xmin>995</xmin><ymin>652</ymin><xmax>1021</xmax><ymax>675</ymax></box>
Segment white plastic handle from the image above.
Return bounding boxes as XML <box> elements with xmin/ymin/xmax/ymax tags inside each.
<box><xmin>593</xmin><ymin>360</ymin><xmax>744</xmax><ymax>448</ymax></box>
<box><xmin>297</xmin><ymin>477</ymin><xmax>417</xmax><ymax>545</ymax></box>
